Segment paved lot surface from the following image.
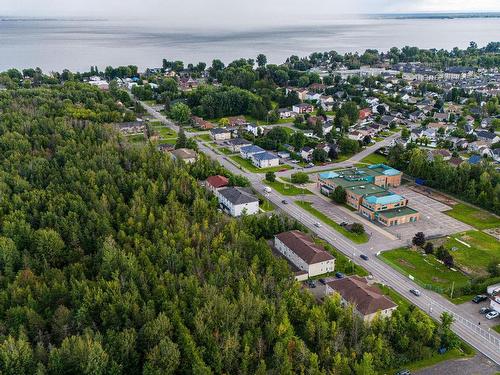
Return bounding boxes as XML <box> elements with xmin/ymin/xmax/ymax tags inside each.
<box><xmin>387</xmin><ymin>186</ymin><xmax>472</xmax><ymax>241</ymax></box>
<box><xmin>415</xmin><ymin>353</ymin><xmax>500</xmax><ymax>375</ymax></box>
<box><xmin>457</xmin><ymin>300</ymin><xmax>500</xmax><ymax>329</ymax></box>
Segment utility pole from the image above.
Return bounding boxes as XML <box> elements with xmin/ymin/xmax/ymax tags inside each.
<box><xmin>450</xmin><ymin>281</ymin><xmax>455</xmax><ymax>300</ymax></box>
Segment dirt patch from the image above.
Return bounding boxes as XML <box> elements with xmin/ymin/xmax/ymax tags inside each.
<box><xmin>431</xmin><ymin>276</ymin><xmax>447</xmax><ymax>283</ymax></box>
<box><xmin>398</xmin><ymin>258</ymin><xmax>416</xmax><ymax>269</ymax></box>
<box><xmin>409</xmin><ymin>184</ymin><xmax>458</xmax><ymax>206</ymax></box>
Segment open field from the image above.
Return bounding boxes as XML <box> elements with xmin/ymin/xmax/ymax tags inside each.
<box><xmin>295</xmin><ymin>201</ymin><xmax>369</xmax><ymax>244</ymax></box>
<box><xmin>263</xmin><ymin>180</ymin><xmax>312</xmax><ymax>196</ymax></box>
<box><xmin>195</xmin><ymin>134</ymin><xmax>212</xmax><ymax>142</ymax></box>
<box><xmin>444</xmin><ymin>203</ymin><xmax>500</xmax><ymax>230</ymax></box>
<box><xmin>359</xmin><ymin>152</ymin><xmax>388</xmax><ymax>165</ymax></box>
<box><xmin>229</xmin><ymin>156</ymin><xmax>292</xmax><ymax>173</ymax></box>
<box><xmin>380</xmin><ymin>247</ymin><xmax>470</xmax><ymax>293</ymax></box>
<box><xmin>257</xmin><ymin>195</ymin><xmax>274</xmax><ymax>212</ymax></box>
<box><xmin>435</xmin><ymin>231</ymin><xmax>500</xmax><ymax>277</ymax></box>
<box><xmin>152</xmin><ymin>125</ymin><xmax>177</xmax><ymax>138</ymax></box>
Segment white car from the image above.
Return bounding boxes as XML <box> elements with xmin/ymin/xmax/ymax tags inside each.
<box><xmin>314</xmin><ymin>222</ymin><xmax>322</xmax><ymax>228</ymax></box>
<box><xmin>486</xmin><ymin>311</ymin><xmax>499</xmax><ymax>320</ymax></box>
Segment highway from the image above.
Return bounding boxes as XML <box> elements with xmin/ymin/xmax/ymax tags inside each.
<box><xmin>140</xmin><ymin>100</ymin><xmax>500</xmax><ymax>365</ymax></box>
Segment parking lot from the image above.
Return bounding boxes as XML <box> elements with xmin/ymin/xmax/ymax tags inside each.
<box><xmin>458</xmin><ymin>299</ymin><xmax>500</xmax><ymax>329</ymax></box>
<box><xmin>387</xmin><ymin>186</ymin><xmax>473</xmax><ymax>242</ymax></box>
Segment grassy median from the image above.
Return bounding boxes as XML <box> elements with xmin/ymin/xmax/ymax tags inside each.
<box><xmin>295</xmin><ymin>201</ymin><xmax>369</xmax><ymax>244</ymax></box>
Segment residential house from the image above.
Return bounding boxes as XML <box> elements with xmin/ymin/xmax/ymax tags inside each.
<box><xmin>476</xmin><ymin>130</ymin><xmax>499</xmax><ymax>144</ymax></box>
<box><xmin>247</xmin><ymin>123</ymin><xmax>263</xmax><ymax>136</ymax></box>
<box><xmin>191</xmin><ymin>116</ymin><xmax>214</xmax><ymax>130</ymax></box>
<box><xmin>217</xmin><ymin>187</ymin><xmax>259</xmax><ymax>217</ymax></box>
<box><xmin>116</xmin><ymin>122</ymin><xmax>146</xmax><ymax>135</ymax></box>
<box><xmin>227</xmin><ymin>116</ymin><xmax>248</xmax><ymax>127</ymax></box>
<box><xmin>433</xmin><ymin>112</ymin><xmax>450</xmax><ymax>122</ymax></box>
<box><xmin>348</xmin><ymin>130</ymin><xmax>364</xmax><ymax>141</ymax></box>
<box><xmin>277</xmin><ymin>108</ymin><xmax>296</xmax><ymax>119</ymax></box>
<box><xmin>325</xmin><ymin>276</ymin><xmax>397</xmax><ymax>322</ymax></box>
<box><xmin>157</xmin><ymin>143</ymin><xmax>175</xmax><ymax>153</ymax></box>
<box><xmin>226</xmin><ymin>138</ymin><xmax>252</xmax><ymax>152</ymax></box>
<box><xmin>240</xmin><ymin>145</ymin><xmax>265</xmax><ymax>159</ymax></box>
<box><xmin>300</xmin><ymin>146</ymin><xmax>314</xmax><ymax>161</ymax></box>
<box><xmin>359</xmin><ymin>108</ymin><xmax>372</xmax><ymax>121</ymax></box>
<box><xmin>322</xmin><ymin>121</ymin><xmax>334</xmax><ymax>135</ymax></box>
<box><xmin>319</xmin><ymin>95</ymin><xmax>334</xmax><ymax>111</ymax></box>
<box><xmin>293</xmin><ymin>103</ymin><xmax>314</xmax><ymax>114</ymax></box>
<box><xmin>444</xmin><ymin>66</ymin><xmax>475</xmax><ymax>80</ymax></box>
<box><xmin>428</xmin><ymin>149</ymin><xmax>452</xmax><ymax>161</ymax></box>
<box><xmin>448</xmin><ymin>157</ymin><xmax>464</xmax><ymax>168</ymax></box>
<box><xmin>171</xmin><ymin>148</ymin><xmax>197</xmax><ymax>164</ymax></box>
<box><xmin>206</xmin><ymin>175</ymin><xmax>229</xmax><ymax>194</ymax></box>
<box><xmin>305</xmin><ymin>91</ymin><xmax>322</xmax><ymax>101</ymax></box>
<box><xmin>210</xmin><ymin>127</ymin><xmax>232</xmax><ymax>141</ymax></box>
<box><xmin>251</xmin><ymin>151</ymin><xmax>280</xmax><ymax>168</ymax></box>
<box><xmin>274</xmin><ymin>230</ymin><xmax>335</xmax><ymax>281</ymax></box>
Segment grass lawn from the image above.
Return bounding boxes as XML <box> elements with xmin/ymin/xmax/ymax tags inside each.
<box><xmin>360</xmin><ymin>152</ymin><xmax>388</xmax><ymax>165</ymax></box>
<box><xmin>437</xmin><ymin>231</ymin><xmax>500</xmax><ymax>277</ymax></box>
<box><xmin>218</xmin><ymin>147</ymin><xmax>235</xmax><ymax>155</ymax></box>
<box><xmin>444</xmin><ymin>203</ymin><xmax>500</xmax><ymax>230</ymax></box>
<box><xmin>377</xmin><ymin>284</ymin><xmax>411</xmax><ymax>311</ymax></box>
<box><xmin>196</xmin><ymin>134</ymin><xmax>212</xmax><ymax>142</ymax></box>
<box><xmin>153</xmin><ymin>126</ymin><xmax>177</xmax><ymax>139</ymax></box>
<box><xmin>229</xmin><ymin>156</ymin><xmax>292</xmax><ymax>173</ymax></box>
<box><xmin>379</xmin><ymin>247</ymin><xmax>470</xmax><ymax>294</ymax></box>
<box><xmin>127</xmin><ymin>134</ymin><xmax>145</xmax><ymax>143</ymax></box>
<box><xmin>449</xmin><ymin>294</ymin><xmax>477</xmax><ymax>305</ymax></box>
<box><xmin>263</xmin><ymin>180</ymin><xmax>312</xmax><ymax>196</ymax></box>
<box><xmin>314</xmin><ymin>239</ymin><xmax>368</xmax><ymax>276</ymax></box>
<box><xmin>493</xmin><ymin>325</ymin><xmax>500</xmax><ymax>334</ymax></box>
<box><xmin>295</xmin><ymin>201</ymin><xmax>369</xmax><ymax>244</ymax></box>
<box><xmin>257</xmin><ymin>195</ymin><xmax>275</xmax><ymax>212</ymax></box>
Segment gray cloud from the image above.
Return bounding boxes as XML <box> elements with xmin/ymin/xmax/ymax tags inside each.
<box><xmin>2</xmin><ymin>0</ymin><xmax>499</xmax><ymax>28</ymax></box>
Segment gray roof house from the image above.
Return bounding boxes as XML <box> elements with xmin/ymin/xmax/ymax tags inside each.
<box><xmin>217</xmin><ymin>187</ymin><xmax>259</xmax><ymax>217</ymax></box>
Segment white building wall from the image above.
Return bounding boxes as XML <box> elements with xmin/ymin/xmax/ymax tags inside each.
<box><xmin>232</xmin><ymin>201</ymin><xmax>259</xmax><ymax>217</ymax></box>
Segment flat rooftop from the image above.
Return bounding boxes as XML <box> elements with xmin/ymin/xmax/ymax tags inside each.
<box><xmin>378</xmin><ymin>206</ymin><xmax>419</xmax><ymax>219</ymax></box>
<box><xmin>347</xmin><ymin>183</ymin><xmax>387</xmax><ymax>195</ymax></box>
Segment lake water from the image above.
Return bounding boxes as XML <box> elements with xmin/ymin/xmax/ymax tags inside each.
<box><xmin>1</xmin><ymin>16</ymin><xmax>499</xmax><ymax>72</ymax></box>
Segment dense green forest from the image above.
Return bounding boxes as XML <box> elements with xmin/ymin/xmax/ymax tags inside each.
<box><xmin>388</xmin><ymin>144</ymin><xmax>500</xmax><ymax>214</ymax></box>
<box><xmin>0</xmin><ymin>82</ymin><xmax>463</xmax><ymax>374</ymax></box>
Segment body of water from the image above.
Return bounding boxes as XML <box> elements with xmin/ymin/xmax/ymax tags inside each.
<box><xmin>0</xmin><ymin>15</ymin><xmax>499</xmax><ymax>72</ymax></box>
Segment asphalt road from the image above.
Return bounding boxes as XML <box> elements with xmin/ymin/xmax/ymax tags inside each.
<box><xmin>140</xmin><ymin>100</ymin><xmax>500</xmax><ymax>366</ymax></box>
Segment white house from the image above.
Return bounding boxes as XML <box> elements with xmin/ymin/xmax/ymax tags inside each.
<box><xmin>274</xmin><ymin>230</ymin><xmax>335</xmax><ymax>281</ymax></box>
<box><xmin>277</xmin><ymin>108</ymin><xmax>296</xmax><ymax>119</ymax></box>
<box><xmin>240</xmin><ymin>145</ymin><xmax>265</xmax><ymax>159</ymax></box>
<box><xmin>251</xmin><ymin>151</ymin><xmax>280</xmax><ymax>169</ymax></box>
<box><xmin>293</xmin><ymin>103</ymin><xmax>314</xmax><ymax>114</ymax></box>
<box><xmin>300</xmin><ymin>146</ymin><xmax>314</xmax><ymax>161</ymax></box>
<box><xmin>217</xmin><ymin>187</ymin><xmax>259</xmax><ymax>217</ymax></box>
<box><xmin>247</xmin><ymin>123</ymin><xmax>264</xmax><ymax>136</ymax></box>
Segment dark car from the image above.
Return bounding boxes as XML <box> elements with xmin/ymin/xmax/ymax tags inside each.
<box><xmin>395</xmin><ymin>370</ymin><xmax>411</xmax><ymax>375</ymax></box>
<box><xmin>318</xmin><ymin>278</ymin><xmax>326</xmax><ymax>285</ymax></box>
<box><xmin>306</xmin><ymin>280</ymin><xmax>316</xmax><ymax>288</ymax></box>
<box><xmin>281</xmin><ymin>200</ymin><xmax>288</xmax><ymax>205</ymax></box>
<box><xmin>479</xmin><ymin>307</ymin><xmax>493</xmax><ymax>314</ymax></box>
<box><xmin>340</xmin><ymin>222</ymin><xmax>348</xmax><ymax>227</ymax></box>
<box><xmin>360</xmin><ymin>254</ymin><xmax>369</xmax><ymax>261</ymax></box>
<box><xmin>335</xmin><ymin>272</ymin><xmax>346</xmax><ymax>279</ymax></box>
<box><xmin>472</xmin><ymin>295</ymin><xmax>488</xmax><ymax>303</ymax></box>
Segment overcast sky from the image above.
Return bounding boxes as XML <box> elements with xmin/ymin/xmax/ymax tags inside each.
<box><xmin>3</xmin><ymin>0</ymin><xmax>500</xmax><ymax>28</ymax></box>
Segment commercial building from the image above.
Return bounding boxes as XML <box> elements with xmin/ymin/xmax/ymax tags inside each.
<box><xmin>251</xmin><ymin>151</ymin><xmax>280</xmax><ymax>169</ymax></box>
<box><xmin>318</xmin><ymin>164</ymin><xmax>419</xmax><ymax>227</ymax></box>
<box><xmin>274</xmin><ymin>230</ymin><xmax>335</xmax><ymax>281</ymax></box>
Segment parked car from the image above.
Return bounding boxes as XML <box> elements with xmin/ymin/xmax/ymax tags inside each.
<box><xmin>472</xmin><ymin>295</ymin><xmax>488</xmax><ymax>303</ymax></box>
<box><xmin>340</xmin><ymin>222</ymin><xmax>348</xmax><ymax>227</ymax></box>
<box><xmin>335</xmin><ymin>272</ymin><xmax>346</xmax><ymax>279</ymax></box>
<box><xmin>395</xmin><ymin>370</ymin><xmax>411</xmax><ymax>375</ymax></box>
<box><xmin>479</xmin><ymin>307</ymin><xmax>493</xmax><ymax>314</ymax></box>
<box><xmin>486</xmin><ymin>311</ymin><xmax>499</xmax><ymax>320</ymax></box>
<box><xmin>306</xmin><ymin>280</ymin><xmax>316</xmax><ymax>288</ymax></box>
<box><xmin>314</xmin><ymin>222</ymin><xmax>322</xmax><ymax>228</ymax></box>
<box><xmin>360</xmin><ymin>254</ymin><xmax>369</xmax><ymax>261</ymax></box>
<box><xmin>410</xmin><ymin>289</ymin><xmax>421</xmax><ymax>297</ymax></box>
